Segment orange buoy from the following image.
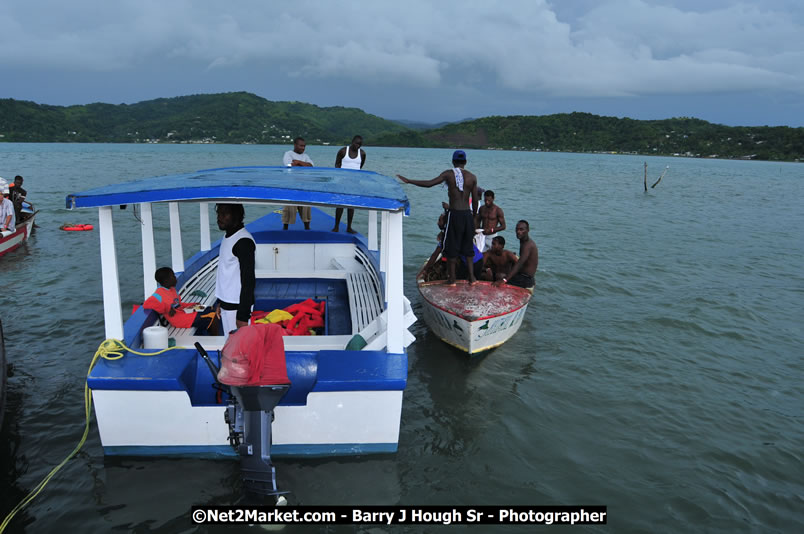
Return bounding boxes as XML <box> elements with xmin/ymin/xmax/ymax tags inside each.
<box><xmin>60</xmin><ymin>224</ymin><xmax>94</xmax><ymax>231</ymax></box>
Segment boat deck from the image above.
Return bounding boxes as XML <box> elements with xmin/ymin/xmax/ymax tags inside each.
<box><xmin>418</xmin><ymin>280</ymin><xmax>532</xmax><ymax>321</ymax></box>
<box><xmin>162</xmin><ymin>241</ymin><xmax>385</xmax><ymax>351</ymax></box>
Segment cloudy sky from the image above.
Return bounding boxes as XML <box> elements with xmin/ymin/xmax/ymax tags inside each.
<box><xmin>2</xmin><ymin>0</ymin><xmax>803</xmax><ymax>126</ymax></box>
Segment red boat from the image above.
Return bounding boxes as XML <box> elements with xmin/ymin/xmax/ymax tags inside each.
<box><xmin>0</xmin><ymin>203</ymin><xmax>36</xmax><ymax>258</ymax></box>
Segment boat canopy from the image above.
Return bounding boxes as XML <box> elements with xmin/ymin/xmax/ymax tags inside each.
<box><xmin>66</xmin><ymin>166</ymin><xmax>410</xmax><ymax>214</ymax></box>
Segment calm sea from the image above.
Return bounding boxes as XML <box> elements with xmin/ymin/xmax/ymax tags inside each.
<box><xmin>0</xmin><ymin>143</ymin><xmax>802</xmax><ymax>533</ymax></box>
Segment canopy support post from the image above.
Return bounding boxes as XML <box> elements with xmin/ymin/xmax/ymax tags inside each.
<box><xmin>98</xmin><ymin>206</ymin><xmax>123</xmax><ymax>340</ymax></box>
<box><xmin>380</xmin><ymin>211</ymin><xmax>390</xmax><ymax>301</ymax></box>
<box><xmin>368</xmin><ymin>210</ymin><xmax>378</xmax><ymax>251</ymax></box>
<box><xmin>140</xmin><ymin>203</ymin><xmax>156</xmax><ymax>299</ymax></box>
<box><xmin>169</xmin><ymin>202</ymin><xmax>184</xmax><ymax>274</ymax></box>
<box><xmin>386</xmin><ymin>211</ymin><xmax>404</xmax><ymax>353</ymax></box>
<box><xmin>200</xmin><ymin>202</ymin><xmax>211</xmax><ymax>252</ymax></box>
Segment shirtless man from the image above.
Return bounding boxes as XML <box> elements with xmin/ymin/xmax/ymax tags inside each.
<box><xmin>481</xmin><ymin>236</ymin><xmax>518</xmax><ymax>281</ymax></box>
<box><xmin>476</xmin><ymin>190</ymin><xmax>506</xmax><ymax>252</ymax></box>
<box><xmin>397</xmin><ymin>150</ymin><xmax>479</xmax><ymax>284</ymax></box>
<box><xmin>495</xmin><ymin>220</ymin><xmax>538</xmax><ymax>290</ymax></box>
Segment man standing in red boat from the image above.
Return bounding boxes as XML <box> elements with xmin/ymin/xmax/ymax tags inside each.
<box><xmin>496</xmin><ymin>220</ymin><xmax>538</xmax><ymax>291</ymax></box>
<box><xmin>333</xmin><ymin>135</ymin><xmax>366</xmax><ymax>234</ymax></box>
<box><xmin>397</xmin><ymin>150</ymin><xmax>479</xmax><ymax>285</ymax></box>
<box><xmin>0</xmin><ymin>184</ymin><xmax>15</xmax><ymax>237</ymax></box>
<box><xmin>215</xmin><ymin>204</ymin><xmax>256</xmax><ymax>338</ymax></box>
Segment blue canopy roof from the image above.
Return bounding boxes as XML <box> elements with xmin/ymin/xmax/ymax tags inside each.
<box><xmin>66</xmin><ymin>166</ymin><xmax>410</xmax><ymax>214</ymax></box>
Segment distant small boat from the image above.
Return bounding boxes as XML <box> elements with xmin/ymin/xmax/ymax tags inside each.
<box><xmin>417</xmin><ymin>279</ymin><xmax>531</xmax><ymax>354</ymax></box>
<box><xmin>0</xmin><ymin>203</ymin><xmax>36</xmax><ymax>258</ymax></box>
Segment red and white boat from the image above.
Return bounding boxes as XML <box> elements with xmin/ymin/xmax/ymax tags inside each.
<box><xmin>0</xmin><ymin>204</ymin><xmax>36</xmax><ymax>258</ymax></box>
<box><xmin>417</xmin><ymin>279</ymin><xmax>532</xmax><ymax>354</ymax></box>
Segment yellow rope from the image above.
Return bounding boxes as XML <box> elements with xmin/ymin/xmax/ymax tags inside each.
<box><xmin>0</xmin><ymin>339</ymin><xmax>185</xmax><ymax>533</ymax></box>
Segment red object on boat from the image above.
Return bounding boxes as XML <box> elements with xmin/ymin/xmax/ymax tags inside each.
<box><xmin>60</xmin><ymin>224</ymin><xmax>94</xmax><ymax>231</ymax></box>
<box><xmin>217</xmin><ymin>323</ymin><xmax>290</xmax><ymax>386</ymax></box>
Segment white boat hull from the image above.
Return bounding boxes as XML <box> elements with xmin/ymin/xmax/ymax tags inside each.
<box><xmin>93</xmin><ymin>389</ymin><xmax>403</xmax><ymax>456</ymax></box>
<box><xmin>419</xmin><ymin>297</ymin><xmax>529</xmax><ymax>353</ymax></box>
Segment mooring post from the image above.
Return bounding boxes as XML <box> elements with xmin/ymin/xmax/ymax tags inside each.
<box><xmin>644</xmin><ymin>162</ymin><xmax>648</xmax><ymax>192</ymax></box>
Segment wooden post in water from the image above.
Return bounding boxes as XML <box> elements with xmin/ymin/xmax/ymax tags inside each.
<box><xmin>652</xmin><ymin>166</ymin><xmax>669</xmax><ymax>188</ymax></box>
<box><xmin>644</xmin><ymin>162</ymin><xmax>648</xmax><ymax>192</ymax></box>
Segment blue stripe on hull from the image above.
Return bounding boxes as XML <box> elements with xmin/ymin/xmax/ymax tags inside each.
<box><xmin>103</xmin><ymin>442</ymin><xmax>398</xmax><ymax>458</ymax></box>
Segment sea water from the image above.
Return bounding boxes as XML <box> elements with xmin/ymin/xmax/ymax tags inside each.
<box><xmin>0</xmin><ymin>143</ymin><xmax>802</xmax><ymax>533</ymax></box>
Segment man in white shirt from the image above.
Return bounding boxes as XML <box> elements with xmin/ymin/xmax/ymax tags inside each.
<box><xmin>1</xmin><ymin>185</ymin><xmax>16</xmax><ymax>236</ymax></box>
<box><xmin>215</xmin><ymin>204</ymin><xmax>256</xmax><ymax>338</ymax></box>
<box><xmin>333</xmin><ymin>135</ymin><xmax>366</xmax><ymax>233</ymax></box>
<box><xmin>282</xmin><ymin>137</ymin><xmax>313</xmax><ymax>230</ymax></box>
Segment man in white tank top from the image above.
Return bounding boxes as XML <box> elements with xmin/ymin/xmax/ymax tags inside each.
<box><xmin>333</xmin><ymin>135</ymin><xmax>366</xmax><ymax>234</ymax></box>
<box><xmin>215</xmin><ymin>204</ymin><xmax>256</xmax><ymax>338</ymax></box>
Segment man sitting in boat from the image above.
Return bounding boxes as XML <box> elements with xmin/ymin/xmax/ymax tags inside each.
<box><xmin>397</xmin><ymin>149</ymin><xmax>479</xmax><ymax>285</ymax></box>
<box><xmin>11</xmin><ymin>176</ymin><xmax>27</xmax><ymax>223</ymax></box>
<box><xmin>215</xmin><ymin>203</ymin><xmax>256</xmax><ymax>338</ymax></box>
<box><xmin>0</xmin><ymin>185</ymin><xmax>15</xmax><ymax>237</ymax></box>
<box><xmin>143</xmin><ymin>267</ymin><xmax>221</xmax><ymax>335</ymax></box>
<box><xmin>481</xmin><ymin>236</ymin><xmax>518</xmax><ymax>282</ymax></box>
<box><xmin>495</xmin><ymin>220</ymin><xmax>538</xmax><ymax>290</ymax></box>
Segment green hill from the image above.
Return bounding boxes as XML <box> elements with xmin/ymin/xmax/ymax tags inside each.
<box><xmin>375</xmin><ymin>112</ymin><xmax>804</xmax><ymax>161</ymax></box>
<box><xmin>1</xmin><ymin>95</ymin><xmax>801</xmax><ymax>161</ymax></box>
<box><xmin>0</xmin><ymin>92</ymin><xmax>409</xmax><ymax>145</ymax></box>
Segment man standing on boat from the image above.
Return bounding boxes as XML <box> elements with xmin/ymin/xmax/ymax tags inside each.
<box><xmin>476</xmin><ymin>190</ymin><xmax>506</xmax><ymax>252</ymax></box>
<box><xmin>333</xmin><ymin>135</ymin><xmax>366</xmax><ymax>234</ymax></box>
<box><xmin>282</xmin><ymin>137</ymin><xmax>313</xmax><ymax>230</ymax></box>
<box><xmin>397</xmin><ymin>150</ymin><xmax>479</xmax><ymax>285</ymax></box>
<box><xmin>215</xmin><ymin>204</ymin><xmax>256</xmax><ymax>337</ymax></box>
<box><xmin>496</xmin><ymin>220</ymin><xmax>538</xmax><ymax>290</ymax></box>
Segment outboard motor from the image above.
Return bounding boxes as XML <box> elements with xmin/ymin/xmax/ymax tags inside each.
<box><xmin>195</xmin><ymin>328</ymin><xmax>290</xmax><ymax>499</ymax></box>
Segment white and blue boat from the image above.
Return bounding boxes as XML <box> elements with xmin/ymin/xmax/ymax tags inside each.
<box><xmin>66</xmin><ymin>166</ymin><xmax>416</xmax><ymax>458</ymax></box>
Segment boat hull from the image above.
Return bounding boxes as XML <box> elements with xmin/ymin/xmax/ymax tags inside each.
<box><xmin>417</xmin><ymin>281</ymin><xmax>531</xmax><ymax>354</ymax></box>
<box><xmin>0</xmin><ymin>215</ymin><xmax>35</xmax><ymax>258</ymax></box>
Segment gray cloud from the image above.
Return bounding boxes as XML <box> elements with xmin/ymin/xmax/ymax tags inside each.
<box><xmin>1</xmin><ymin>0</ymin><xmax>802</xmax><ymax>123</ymax></box>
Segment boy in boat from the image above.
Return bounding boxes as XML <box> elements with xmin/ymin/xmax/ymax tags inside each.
<box><xmin>495</xmin><ymin>220</ymin><xmax>538</xmax><ymax>290</ymax></box>
<box><xmin>143</xmin><ymin>267</ymin><xmax>221</xmax><ymax>335</ymax></box>
<box><xmin>476</xmin><ymin>190</ymin><xmax>506</xmax><ymax>252</ymax></box>
<box><xmin>397</xmin><ymin>150</ymin><xmax>479</xmax><ymax>285</ymax></box>
<box><xmin>481</xmin><ymin>236</ymin><xmax>518</xmax><ymax>281</ymax></box>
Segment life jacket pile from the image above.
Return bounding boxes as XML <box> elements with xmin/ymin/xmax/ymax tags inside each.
<box><xmin>252</xmin><ymin>298</ymin><xmax>326</xmax><ymax>336</ymax></box>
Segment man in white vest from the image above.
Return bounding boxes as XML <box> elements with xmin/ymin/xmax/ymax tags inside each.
<box><xmin>333</xmin><ymin>135</ymin><xmax>366</xmax><ymax>234</ymax></box>
<box><xmin>215</xmin><ymin>204</ymin><xmax>256</xmax><ymax>338</ymax></box>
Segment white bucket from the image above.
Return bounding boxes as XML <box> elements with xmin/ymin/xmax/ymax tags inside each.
<box><xmin>143</xmin><ymin>325</ymin><xmax>169</xmax><ymax>349</ymax></box>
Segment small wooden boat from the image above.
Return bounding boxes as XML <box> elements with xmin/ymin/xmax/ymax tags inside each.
<box><xmin>417</xmin><ymin>279</ymin><xmax>532</xmax><ymax>354</ymax></box>
<box><xmin>0</xmin><ymin>203</ymin><xmax>36</xmax><ymax>258</ymax></box>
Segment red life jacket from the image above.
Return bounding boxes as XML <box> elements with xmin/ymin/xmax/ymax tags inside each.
<box><xmin>143</xmin><ymin>287</ymin><xmax>196</xmax><ymax>329</ymax></box>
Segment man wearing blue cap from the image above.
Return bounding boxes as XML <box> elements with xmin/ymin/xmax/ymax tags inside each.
<box><xmin>397</xmin><ymin>150</ymin><xmax>479</xmax><ymax>284</ymax></box>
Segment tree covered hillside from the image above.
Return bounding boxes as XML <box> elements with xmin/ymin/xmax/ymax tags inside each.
<box><xmin>375</xmin><ymin>112</ymin><xmax>804</xmax><ymax>161</ymax></box>
<box><xmin>0</xmin><ymin>92</ymin><xmax>409</xmax><ymax>145</ymax></box>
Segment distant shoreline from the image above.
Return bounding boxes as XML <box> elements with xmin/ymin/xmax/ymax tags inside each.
<box><xmin>1</xmin><ymin>140</ymin><xmax>800</xmax><ymax>163</ymax></box>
